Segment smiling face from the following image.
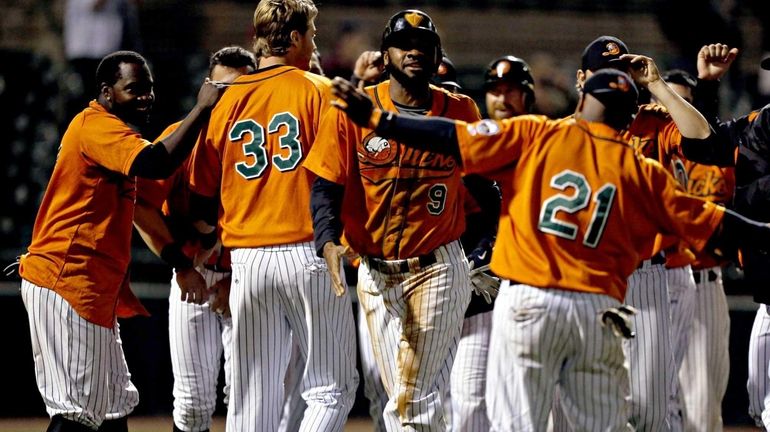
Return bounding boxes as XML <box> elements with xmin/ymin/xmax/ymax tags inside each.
<box><xmin>102</xmin><ymin>62</ymin><xmax>155</xmax><ymax>126</ymax></box>
<box><xmin>383</xmin><ymin>32</ymin><xmax>439</xmax><ymax>85</ymax></box>
<box><xmin>485</xmin><ymin>81</ymin><xmax>528</xmax><ymax>120</ymax></box>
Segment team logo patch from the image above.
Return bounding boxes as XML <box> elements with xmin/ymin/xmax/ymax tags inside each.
<box><xmin>404</xmin><ymin>12</ymin><xmax>424</xmax><ymax>28</ymax></box>
<box><xmin>358</xmin><ymin>133</ymin><xmax>397</xmax><ymax>165</ymax></box>
<box><xmin>467</xmin><ymin>119</ymin><xmax>500</xmax><ymax>137</ymax></box>
<box><xmin>602</xmin><ymin>42</ymin><xmax>621</xmax><ymax>57</ymax></box>
<box><xmin>609</xmin><ymin>75</ymin><xmax>631</xmax><ymax>92</ymax></box>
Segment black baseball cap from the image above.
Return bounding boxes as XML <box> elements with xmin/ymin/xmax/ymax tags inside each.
<box><xmin>583</xmin><ymin>69</ymin><xmax>638</xmax><ymax>113</ymax></box>
<box><xmin>581</xmin><ymin>36</ymin><xmax>630</xmax><ymax>72</ymax></box>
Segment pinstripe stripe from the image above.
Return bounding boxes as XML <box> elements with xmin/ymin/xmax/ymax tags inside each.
<box><xmin>20</xmin><ymin>280</ymin><xmax>139</xmax><ymax>429</ymax></box>
<box><xmin>356</xmin><ymin>302</ymin><xmax>388</xmax><ymax>432</ymax></box>
<box><xmin>666</xmin><ymin>265</ymin><xmax>696</xmax><ymax>432</ymax></box>
<box><xmin>748</xmin><ymin>303</ymin><xmax>770</xmax><ymax>429</ymax></box>
<box><xmin>487</xmin><ymin>283</ymin><xmax>630</xmax><ymax>432</ymax></box>
<box><xmin>169</xmin><ymin>268</ymin><xmax>230</xmax><ymax>432</ymax></box>
<box><xmin>228</xmin><ymin>243</ymin><xmax>357</xmax><ymax>432</ymax></box>
<box><xmin>450</xmin><ymin>311</ymin><xmax>492</xmax><ymax>431</ymax></box>
<box><xmin>679</xmin><ymin>267</ymin><xmax>729</xmax><ymax>432</ymax></box>
<box><xmin>358</xmin><ymin>241</ymin><xmax>470</xmax><ymax>431</ymax></box>
<box><xmin>624</xmin><ymin>264</ymin><xmax>673</xmax><ymax>431</ymax></box>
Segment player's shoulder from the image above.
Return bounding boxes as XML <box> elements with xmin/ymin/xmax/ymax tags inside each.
<box><xmin>430</xmin><ymin>84</ymin><xmax>475</xmax><ymax>104</ymax></box>
<box><xmin>301</xmin><ymin>70</ymin><xmax>332</xmax><ymax>88</ymax></box>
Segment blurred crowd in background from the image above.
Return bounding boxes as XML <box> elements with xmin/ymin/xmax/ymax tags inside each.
<box><xmin>2</xmin><ymin>0</ymin><xmax>770</xmax><ymax>284</ymax></box>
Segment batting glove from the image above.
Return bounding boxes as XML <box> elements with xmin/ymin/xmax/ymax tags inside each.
<box><xmin>598</xmin><ymin>305</ymin><xmax>638</xmax><ymax>339</ymax></box>
<box><xmin>469</xmin><ymin>264</ymin><xmax>500</xmax><ymax>304</ymax></box>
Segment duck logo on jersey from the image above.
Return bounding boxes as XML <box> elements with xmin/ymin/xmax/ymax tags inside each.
<box><xmin>358</xmin><ymin>132</ymin><xmax>397</xmax><ymax>165</ymax></box>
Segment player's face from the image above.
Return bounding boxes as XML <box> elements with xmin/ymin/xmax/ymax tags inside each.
<box><xmin>210</xmin><ymin>64</ymin><xmax>253</xmax><ymax>83</ymax></box>
<box><xmin>106</xmin><ymin>62</ymin><xmax>154</xmax><ymax>126</ymax></box>
<box><xmin>485</xmin><ymin>81</ymin><xmax>528</xmax><ymax>120</ymax></box>
<box><xmin>384</xmin><ymin>34</ymin><xmax>438</xmax><ymax>84</ymax></box>
<box><xmin>292</xmin><ymin>19</ymin><xmax>317</xmax><ymax>71</ymax></box>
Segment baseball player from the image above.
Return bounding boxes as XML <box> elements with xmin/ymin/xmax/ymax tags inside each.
<box><xmin>328</xmin><ymin>66</ymin><xmax>770</xmax><ymax>432</ymax></box>
<box><xmin>571</xmin><ymin>35</ymin><xmax>721</xmax><ymax>431</ymax></box>
<box><xmin>448</xmin><ymin>55</ymin><xmax>536</xmax><ymax>432</ymax></box>
<box><xmin>661</xmin><ymin>48</ymin><xmax>737</xmax><ymax>431</ymax></box>
<box><xmin>133</xmin><ymin>46</ymin><xmax>257</xmax><ymax>432</ymax></box>
<box><xmin>188</xmin><ymin>1</ymin><xmax>358</xmax><ymax>431</ymax></box>
<box><xmin>677</xmin><ymin>52</ymin><xmax>770</xmax><ymax>430</ymax></box>
<box><xmin>304</xmin><ymin>9</ymin><xmax>481</xmax><ymax>431</ymax></box>
<box><xmin>18</xmin><ymin>51</ymin><xmax>220</xmax><ymax>431</ymax></box>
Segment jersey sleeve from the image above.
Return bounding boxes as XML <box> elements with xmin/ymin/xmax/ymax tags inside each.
<box><xmin>456</xmin><ymin>115</ymin><xmax>547</xmax><ymax>175</ymax></box>
<box><xmin>80</xmin><ymin>112</ymin><xmax>151</xmax><ymax>175</ymax></box>
<box><xmin>188</xmin><ymin>120</ymin><xmax>222</xmax><ymax>198</ymax></box>
<box><xmin>642</xmin><ymin>156</ymin><xmax>725</xmax><ymax>252</ymax></box>
<box><xmin>303</xmin><ymin>108</ymin><xmax>354</xmax><ymax>185</ymax></box>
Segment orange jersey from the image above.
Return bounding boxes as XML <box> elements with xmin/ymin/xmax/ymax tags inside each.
<box><xmin>304</xmin><ymin>82</ymin><xmax>481</xmax><ymax>259</ymax></box>
<box><xmin>455</xmin><ymin>116</ymin><xmax>725</xmax><ymax>302</ymax></box>
<box><xmin>189</xmin><ymin>66</ymin><xmax>331</xmax><ymax>248</ymax></box>
<box><xmin>19</xmin><ymin>101</ymin><xmax>151</xmax><ymax>328</ymax></box>
<box><xmin>136</xmin><ymin>122</ymin><xmax>231</xmax><ymax>269</ymax></box>
<box><xmin>686</xmin><ymin>160</ymin><xmax>735</xmax><ymax>269</ymax></box>
<box><xmin>627</xmin><ymin>103</ymin><xmax>697</xmax><ymax>267</ymax></box>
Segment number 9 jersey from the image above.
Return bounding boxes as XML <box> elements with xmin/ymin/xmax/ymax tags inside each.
<box><xmin>457</xmin><ymin>115</ymin><xmax>724</xmax><ymax>301</ymax></box>
<box><xmin>304</xmin><ymin>81</ymin><xmax>481</xmax><ymax>259</ymax></box>
<box><xmin>189</xmin><ymin>66</ymin><xmax>331</xmax><ymax>248</ymax></box>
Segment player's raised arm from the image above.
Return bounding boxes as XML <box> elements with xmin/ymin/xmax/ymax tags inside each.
<box><xmin>622</xmin><ymin>54</ymin><xmax>711</xmax><ymax>140</ymax></box>
<box><xmin>129</xmin><ymin>79</ymin><xmax>222</xmax><ymax>179</ymax></box>
<box><xmin>331</xmin><ymin>76</ymin><xmax>462</xmax><ymax>156</ymax></box>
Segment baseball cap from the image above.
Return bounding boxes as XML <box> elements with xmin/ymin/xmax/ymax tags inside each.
<box><xmin>434</xmin><ymin>56</ymin><xmax>461</xmax><ymax>91</ymax></box>
<box><xmin>581</xmin><ymin>36</ymin><xmax>630</xmax><ymax>72</ymax></box>
<box><xmin>761</xmin><ymin>56</ymin><xmax>770</xmax><ymax>70</ymax></box>
<box><xmin>583</xmin><ymin>69</ymin><xmax>638</xmax><ymax>113</ymax></box>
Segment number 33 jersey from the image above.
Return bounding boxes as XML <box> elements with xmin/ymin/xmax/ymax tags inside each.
<box><xmin>304</xmin><ymin>81</ymin><xmax>481</xmax><ymax>259</ymax></box>
<box><xmin>456</xmin><ymin>116</ymin><xmax>724</xmax><ymax>301</ymax></box>
<box><xmin>189</xmin><ymin>65</ymin><xmax>332</xmax><ymax>248</ymax></box>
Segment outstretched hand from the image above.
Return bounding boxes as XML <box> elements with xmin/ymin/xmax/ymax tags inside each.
<box><xmin>195</xmin><ymin>78</ymin><xmax>224</xmax><ymax>110</ymax></box>
<box><xmin>176</xmin><ymin>267</ymin><xmax>209</xmax><ymax>305</ymax></box>
<box><xmin>331</xmin><ymin>77</ymin><xmax>377</xmax><ymax>128</ymax></box>
<box><xmin>697</xmin><ymin>43</ymin><xmax>739</xmax><ymax>81</ymax></box>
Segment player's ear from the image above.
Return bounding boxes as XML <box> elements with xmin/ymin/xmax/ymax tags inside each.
<box><xmin>576</xmin><ymin>69</ymin><xmax>587</xmax><ymax>91</ymax></box>
<box><xmin>100</xmin><ymin>83</ymin><xmax>113</xmax><ymax>104</ymax></box>
<box><xmin>382</xmin><ymin>50</ymin><xmax>390</xmax><ymax>68</ymax></box>
<box><xmin>290</xmin><ymin>30</ymin><xmax>301</xmax><ymax>47</ymax></box>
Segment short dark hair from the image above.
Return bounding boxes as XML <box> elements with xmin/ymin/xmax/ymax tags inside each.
<box><xmin>95</xmin><ymin>50</ymin><xmax>148</xmax><ymax>92</ymax></box>
<box><xmin>209</xmin><ymin>46</ymin><xmax>257</xmax><ymax>75</ymax></box>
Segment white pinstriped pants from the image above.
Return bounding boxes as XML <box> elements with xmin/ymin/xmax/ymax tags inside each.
<box><xmin>169</xmin><ymin>268</ymin><xmax>231</xmax><ymax>432</ymax></box>
<box><xmin>450</xmin><ymin>311</ymin><xmax>493</xmax><ymax>432</ymax></box>
<box><xmin>666</xmin><ymin>265</ymin><xmax>697</xmax><ymax>432</ymax></box>
<box><xmin>21</xmin><ymin>280</ymin><xmax>139</xmax><ymax>430</ymax></box>
<box><xmin>358</xmin><ymin>241</ymin><xmax>470</xmax><ymax>432</ymax></box>
<box><xmin>487</xmin><ymin>282</ymin><xmax>631</xmax><ymax>432</ymax></box>
<box><xmin>356</xmin><ymin>301</ymin><xmax>388</xmax><ymax>432</ymax></box>
<box><xmin>228</xmin><ymin>243</ymin><xmax>358</xmax><ymax>432</ymax></box>
<box><xmin>624</xmin><ymin>264</ymin><xmax>674</xmax><ymax>431</ymax></box>
<box><xmin>748</xmin><ymin>303</ymin><xmax>770</xmax><ymax>429</ymax></box>
<box><xmin>680</xmin><ymin>267</ymin><xmax>729</xmax><ymax>432</ymax></box>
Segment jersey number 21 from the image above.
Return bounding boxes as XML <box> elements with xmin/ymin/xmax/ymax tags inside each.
<box><xmin>538</xmin><ymin>169</ymin><xmax>617</xmax><ymax>248</ymax></box>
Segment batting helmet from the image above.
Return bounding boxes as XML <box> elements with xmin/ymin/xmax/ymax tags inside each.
<box><xmin>381</xmin><ymin>10</ymin><xmax>442</xmax><ymax>67</ymax></box>
<box><xmin>484</xmin><ymin>56</ymin><xmax>536</xmax><ymax>108</ymax></box>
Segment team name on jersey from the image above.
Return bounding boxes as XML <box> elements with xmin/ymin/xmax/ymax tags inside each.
<box><xmin>687</xmin><ymin>170</ymin><xmax>730</xmax><ymax>201</ymax></box>
<box><xmin>357</xmin><ymin>132</ymin><xmax>458</xmax><ymax>182</ymax></box>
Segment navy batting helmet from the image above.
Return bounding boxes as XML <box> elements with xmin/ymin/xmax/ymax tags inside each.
<box><xmin>381</xmin><ymin>10</ymin><xmax>442</xmax><ymax>65</ymax></box>
<box><xmin>484</xmin><ymin>56</ymin><xmax>535</xmax><ymax>93</ymax></box>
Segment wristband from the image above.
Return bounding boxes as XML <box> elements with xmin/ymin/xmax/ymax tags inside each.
<box><xmin>160</xmin><ymin>243</ymin><xmax>194</xmax><ymax>270</ymax></box>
